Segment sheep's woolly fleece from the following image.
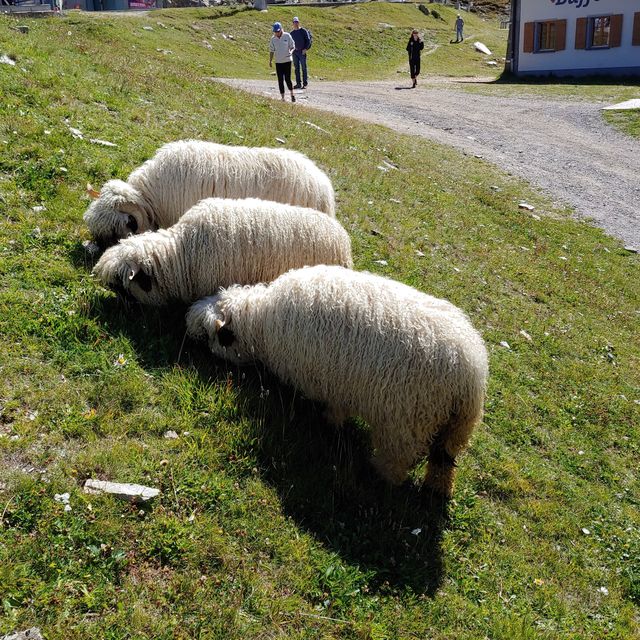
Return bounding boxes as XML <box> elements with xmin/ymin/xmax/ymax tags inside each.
<box><xmin>93</xmin><ymin>198</ymin><xmax>353</xmax><ymax>305</ymax></box>
<box><xmin>83</xmin><ymin>139</ymin><xmax>336</xmax><ymax>246</ymax></box>
<box><xmin>186</xmin><ymin>265</ymin><xmax>488</xmax><ymax>493</ymax></box>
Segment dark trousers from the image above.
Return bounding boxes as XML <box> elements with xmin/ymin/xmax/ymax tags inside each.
<box><xmin>275</xmin><ymin>62</ymin><xmax>293</xmax><ymax>94</ymax></box>
<box><xmin>409</xmin><ymin>57</ymin><xmax>421</xmax><ymax>79</ymax></box>
<box><xmin>293</xmin><ymin>50</ymin><xmax>308</xmax><ymax>86</ymax></box>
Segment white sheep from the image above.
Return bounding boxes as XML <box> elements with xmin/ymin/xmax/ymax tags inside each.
<box><xmin>83</xmin><ymin>139</ymin><xmax>336</xmax><ymax>247</ymax></box>
<box><xmin>186</xmin><ymin>265</ymin><xmax>488</xmax><ymax>497</ymax></box>
<box><xmin>93</xmin><ymin>198</ymin><xmax>352</xmax><ymax>306</ymax></box>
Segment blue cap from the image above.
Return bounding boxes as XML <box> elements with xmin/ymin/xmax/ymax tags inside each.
<box><xmin>272</xmin><ymin>22</ymin><xmax>282</xmax><ymax>32</ymax></box>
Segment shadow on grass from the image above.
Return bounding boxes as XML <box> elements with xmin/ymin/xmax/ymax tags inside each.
<box><xmin>92</xmin><ymin>294</ymin><xmax>194</xmax><ymax>369</ymax></box>
<box><xmin>182</xmin><ymin>344</ymin><xmax>449</xmax><ymax>596</ymax></box>
<box><xmin>92</xmin><ymin>290</ymin><xmax>448</xmax><ymax>596</ymax></box>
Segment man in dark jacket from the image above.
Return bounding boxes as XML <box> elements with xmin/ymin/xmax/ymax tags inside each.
<box><xmin>290</xmin><ymin>17</ymin><xmax>311</xmax><ymax>89</ymax></box>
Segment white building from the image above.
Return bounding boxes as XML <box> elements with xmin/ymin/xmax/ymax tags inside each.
<box><xmin>507</xmin><ymin>0</ymin><xmax>640</xmax><ymax>77</ymax></box>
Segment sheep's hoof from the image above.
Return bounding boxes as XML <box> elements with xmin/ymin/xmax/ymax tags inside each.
<box><xmin>423</xmin><ymin>462</ymin><xmax>455</xmax><ymax>499</ymax></box>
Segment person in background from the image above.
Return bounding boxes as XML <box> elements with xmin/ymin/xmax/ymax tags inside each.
<box><xmin>269</xmin><ymin>22</ymin><xmax>296</xmax><ymax>103</ymax></box>
<box><xmin>455</xmin><ymin>14</ymin><xmax>465</xmax><ymax>43</ymax></box>
<box><xmin>406</xmin><ymin>29</ymin><xmax>424</xmax><ymax>88</ymax></box>
<box><xmin>290</xmin><ymin>16</ymin><xmax>311</xmax><ymax>89</ymax></box>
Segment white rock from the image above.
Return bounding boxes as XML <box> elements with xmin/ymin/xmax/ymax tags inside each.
<box><xmin>304</xmin><ymin>121</ymin><xmax>330</xmax><ymax>134</ymax></box>
<box><xmin>374</xmin><ymin>260</ymin><xmax>388</xmax><ymax>266</ymax></box>
<box><xmin>1</xmin><ymin>629</ymin><xmax>44</xmax><ymax>640</ymax></box>
<box><xmin>83</xmin><ymin>479</ymin><xmax>160</xmax><ymax>503</ymax></box>
<box><xmin>474</xmin><ymin>42</ymin><xmax>492</xmax><ymax>55</ymax></box>
<box><xmin>499</xmin><ymin>341</ymin><xmax>511</xmax><ymax>349</ymax></box>
<box><xmin>519</xmin><ymin>330</ymin><xmax>532</xmax><ymax>342</ymax></box>
<box><xmin>164</xmin><ymin>430</ymin><xmax>179</xmax><ymax>439</ymax></box>
<box><xmin>0</xmin><ymin>54</ymin><xmax>16</xmax><ymax>67</ymax></box>
<box><xmin>518</xmin><ymin>202</ymin><xmax>535</xmax><ymax>211</ymax></box>
<box><xmin>89</xmin><ymin>138</ymin><xmax>118</xmax><ymax>147</ymax></box>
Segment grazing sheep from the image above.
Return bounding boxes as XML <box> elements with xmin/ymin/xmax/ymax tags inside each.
<box><xmin>83</xmin><ymin>139</ymin><xmax>336</xmax><ymax>247</ymax></box>
<box><xmin>93</xmin><ymin>198</ymin><xmax>352</xmax><ymax>306</ymax></box>
<box><xmin>186</xmin><ymin>265</ymin><xmax>489</xmax><ymax>497</ymax></box>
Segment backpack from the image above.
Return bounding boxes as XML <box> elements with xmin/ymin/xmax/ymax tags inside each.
<box><xmin>306</xmin><ymin>28</ymin><xmax>313</xmax><ymax>50</ymax></box>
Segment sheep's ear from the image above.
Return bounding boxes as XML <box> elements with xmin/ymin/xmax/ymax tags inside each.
<box><xmin>128</xmin><ymin>265</ymin><xmax>153</xmax><ymax>292</ymax></box>
<box><xmin>87</xmin><ymin>183</ymin><xmax>100</xmax><ymax>199</ymax></box>
<box><xmin>214</xmin><ymin>318</ymin><xmax>225</xmax><ymax>332</ymax></box>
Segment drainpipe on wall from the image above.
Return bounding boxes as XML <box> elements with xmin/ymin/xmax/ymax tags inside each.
<box><xmin>505</xmin><ymin>0</ymin><xmax>519</xmax><ymax>75</ymax></box>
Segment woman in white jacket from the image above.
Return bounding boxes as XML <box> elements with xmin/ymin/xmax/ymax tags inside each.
<box><xmin>269</xmin><ymin>22</ymin><xmax>296</xmax><ymax>103</ymax></box>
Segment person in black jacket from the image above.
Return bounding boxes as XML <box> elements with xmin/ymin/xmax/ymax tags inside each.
<box><xmin>291</xmin><ymin>16</ymin><xmax>312</xmax><ymax>89</ymax></box>
<box><xmin>406</xmin><ymin>29</ymin><xmax>424</xmax><ymax>88</ymax></box>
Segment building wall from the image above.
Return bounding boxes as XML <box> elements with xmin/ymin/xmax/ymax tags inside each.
<box><xmin>517</xmin><ymin>0</ymin><xmax>640</xmax><ymax>76</ymax></box>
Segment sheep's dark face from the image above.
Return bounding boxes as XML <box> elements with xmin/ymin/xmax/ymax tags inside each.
<box><xmin>83</xmin><ymin>180</ymin><xmax>151</xmax><ymax>249</ymax></box>
<box><xmin>92</xmin><ymin>243</ymin><xmax>163</xmax><ymax>306</ymax></box>
<box><xmin>186</xmin><ymin>296</ymin><xmax>254</xmax><ymax>364</ymax></box>
<box><xmin>209</xmin><ymin>316</ymin><xmax>251</xmax><ymax>364</ymax></box>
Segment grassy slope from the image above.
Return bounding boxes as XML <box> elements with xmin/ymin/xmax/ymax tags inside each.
<box><xmin>0</xmin><ymin>6</ymin><xmax>639</xmax><ymax>639</ymax></box>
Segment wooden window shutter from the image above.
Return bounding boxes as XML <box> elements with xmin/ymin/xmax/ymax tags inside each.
<box><xmin>555</xmin><ymin>19</ymin><xmax>567</xmax><ymax>51</ymax></box>
<box><xmin>575</xmin><ymin>17</ymin><xmax>587</xmax><ymax>49</ymax></box>
<box><xmin>634</xmin><ymin>13</ymin><xmax>640</xmax><ymax>46</ymax></box>
<box><xmin>523</xmin><ymin>22</ymin><xmax>535</xmax><ymax>53</ymax></box>
<box><xmin>610</xmin><ymin>14</ymin><xmax>623</xmax><ymax>48</ymax></box>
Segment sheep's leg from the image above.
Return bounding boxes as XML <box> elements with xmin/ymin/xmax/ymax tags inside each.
<box><xmin>370</xmin><ymin>427</ymin><xmax>415</xmax><ymax>486</ymax></box>
<box><xmin>324</xmin><ymin>405</ymin><xmax>348</xmax><ymax>427</ymax></box>
<box><xmin>423</xmin><ymin>429</ymin><xmax>458</xmax><ymax>498</ymax></box>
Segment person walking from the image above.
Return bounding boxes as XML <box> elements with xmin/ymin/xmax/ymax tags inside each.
<box><xmin>269</xmin><ymin>22</ymin><xmax>296</xmax><ymax>103</ymax></box>
<box><xmin>455</xmin><ymin>14</ymin><xmax>465</xmax><ymax>43</ymax></box>
<box><xmin>406</xmin><ymin>29</ymin><xmax>424</xmax><ymax>88</ymax></box>
<box><xmin>290</xmin><ymin>16</ymin><xmax>311</xmax><ymax>89</ymax></box>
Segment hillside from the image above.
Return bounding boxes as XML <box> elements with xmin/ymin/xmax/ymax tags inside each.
<box><xmin>0</xmin><ymin>5</ymin><xmax>639</xmax><ymax>640</ymax></box>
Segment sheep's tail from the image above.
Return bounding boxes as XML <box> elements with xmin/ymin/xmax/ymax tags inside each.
<box><xmin>423</xmin><ymin>376</ymin><xmax>487</xmax><ymax>498</ymax></box>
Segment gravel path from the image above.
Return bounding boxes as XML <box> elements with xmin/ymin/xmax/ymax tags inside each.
<box><xmin>218</xmin><ymin>78</ymin><xmax>640</xmax><ymax>250</ymax></box>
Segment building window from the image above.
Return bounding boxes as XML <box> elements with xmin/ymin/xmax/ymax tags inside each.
<box><xmin>589</xmin><ymin>16</ymin><xmax>611</xmax><ymax>48</ymax></box>
<box><xmin>536</xmin><ymin>21</ymin><xmax>557</xmax><ymax>52</ymax></box>
<box><xmin>576</xmin><ymin>15</ymin><xmax>623</xmax><ymax>50</ymax></box>
<box><xmin>523</xmin><ymin>20</ymin><xmax>567</xmax><ymax>53</ymax></box>
<box><xmin>632</xmin><ymin>12</ymin><xmax>640</xmax><ymax>46</ymax></box>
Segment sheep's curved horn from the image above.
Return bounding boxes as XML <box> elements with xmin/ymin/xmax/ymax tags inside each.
<box><xmin>87</xmin><ymin>183</ymin><xmax>101</xmax><ymax>199</ymax></box>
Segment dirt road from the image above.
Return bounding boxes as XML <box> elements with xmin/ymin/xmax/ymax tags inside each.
<box><xmin>217</xmin><ymin>78</ymin><xmax>640</xmax><ymax>251</ymax></box>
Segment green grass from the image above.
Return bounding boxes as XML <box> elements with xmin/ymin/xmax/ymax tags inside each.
<box><xmin>1</xmin><ymin>6</ymin><xmax>639</xmax><ymax>639</ymax></box>
<box><xmin>602</xmin><ymin>109</ymin><xmax>640</xmax><ymax>138</ymax></box>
